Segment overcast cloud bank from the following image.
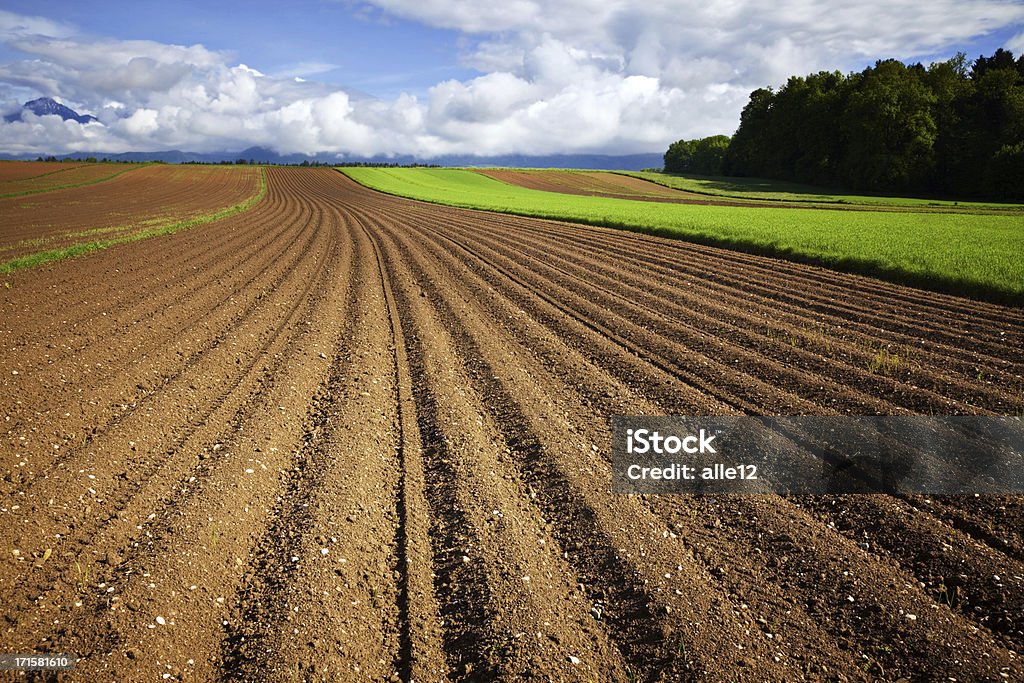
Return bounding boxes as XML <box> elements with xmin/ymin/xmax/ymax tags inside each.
<box><xmin>1</xmin><ymin>2</ymin><xmax>1023</xmax><ymax>157</ymax></box>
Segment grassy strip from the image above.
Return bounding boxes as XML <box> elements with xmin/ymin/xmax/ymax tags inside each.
<box><xmin>340</xmin><ymin>167</ymin><xmax>1024</xmax><ymax>304</ymax></box>
<box><xmin>0</xmin><ymin>216</ymin><xmax>176</xmax><ymax>256</ymax></box>
<box><xmin>0</xmin><ymin>168</ymin><xmax>266</xmax><ymax>274</ymax></box>
<box><xmin>622</xmin><ymin>171</ymin><xmax>1024</xmax><ymax>212</ymax></box>
<box><xmin>0</xmin><ymin>163</ymin><xmax>147</xmax><ymax>199</ymax></box>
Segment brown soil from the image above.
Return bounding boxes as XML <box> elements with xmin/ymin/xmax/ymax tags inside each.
<box><xmin>476</xmin><ymin>170</ymin><xmax>692</xmax><ymax>198</ymax></box>
<box><xmin>0</xmin><ymin>165</ymin><xmax>260</xmax><ymax>259</ymax></box>
<box><xmin>475</xmin><ymin>169</ymin><xmax>784</xmax><ymax>208</ymax></box>
<box><xmin>0</xmin><ymin>163</ymin><xmax>136</xmax><ymax>197</ymax></box>
<box><xmin>0</xmin><ymin>161</ymin><xmax>87</xmax><ymax>183</ymax></box>
<box><xmin>0</xmin><ymin>167</ymin><xmax>1021</xmax><ymax>682</ymax></box>
<box><xmin>474</xmin><ymin>169</ymin><xmax>1024</xmax><ymax>215</ymax></box>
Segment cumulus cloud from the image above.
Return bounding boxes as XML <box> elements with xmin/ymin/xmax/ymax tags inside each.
<box><xmin>367</xmin><ymin>0</ymin><xmax>1024</xmax><ymax>57</ymax></box>
<box><xmin>1008</xmin><ymin>31</ymin><xmax>1024</xmax><ymax>55</ymax></box>
<box><xmin>1</xmin><ymin>2</ymin><xmax>1023</xmax><ymax>157</ymax></box>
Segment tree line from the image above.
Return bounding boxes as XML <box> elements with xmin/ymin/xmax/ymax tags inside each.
<box><xmin>665</xmin><ymin>49</ymin><xmax>1024</xmax><ymax>199</ymax></box>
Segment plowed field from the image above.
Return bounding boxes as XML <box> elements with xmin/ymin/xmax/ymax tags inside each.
<box><xmin>0</xmin><ymin>165</ymin><xmax>261</xmax><ymax>260</ymax></box>
<box><xmin>475</xmin><ymin>169</ymin><xmax>734</xmax><ymax>205</ymax></box>
<box><xmin>1</xmin><ymin>167</ymin><xmax>1022</xmax><ymax>682</ymax></box>
<box><xmin>0</xmin><ymin>161</ymin><xmax>87</xmax><ymax>183</ymax></box>
<box><xmin>0</xmin><ymin>162</ymin><xmax>139</xmax><ymax>198</ymax></box>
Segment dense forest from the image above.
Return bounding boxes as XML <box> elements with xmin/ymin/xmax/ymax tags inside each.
<box><xmin>665</xmin><ymin>50</ymin><xmax>1024</xmax><ymax>199</ymax></box>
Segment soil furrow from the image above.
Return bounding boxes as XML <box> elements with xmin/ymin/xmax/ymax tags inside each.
<box><xmin>378</xmin><ymin>195</ymin><xmax>1023</xmax><ymax>411</ymax></box>
<box><xmin>797</xmin><ymin>494</ymin><xmax>1024</xmax><ymax>648</ymax></box>
<box><xmin>402</xmin><ymin>200</ymin><xmax>1024</xmax><ymax>373</ymax></box>
<box><xmin>427</xmin><ymin>214</ymin><xmax>1019</xmax><ymax>413</ymax></box>
<box><xmin>363</xmin><ymin>202</ymin><xmax>852</xmax><ymax>680</ymax></box>
<box><xmin>26</xmin><ymin>169</ymin><xmax>351</xmax><ymax>680</ymax></box>
<box><xmin>358</xmin><ymin>213</ymin><xmax>450</xmax><ymax>682</ymax></box>
<box><xmin>0</xmin><ymin>169</ymin><xmax>335</xmax><ymax>655</ymax></box>
<box><xmin>428</xmin><ymin>202</ymin><xmax>1024</xmax><ymax>360</ymax></box>
<box><xmin>219</xmin><ymin>214</ymin><xmax>404</xmax><ymax>682</ymax></box>
<box><xmin>0</xmin><ymin>189</ymin><xmax>310</xmax><ymax>492</ymax></box>
<box><xmin>2</xmin><ymin>167</ymin><xmax>1022</xmax><ymax>683</ymax></box>
<box><xmin>0</xmin><ymin>183</ymin><xmax>320</xmax><ymax>502</ymax></box>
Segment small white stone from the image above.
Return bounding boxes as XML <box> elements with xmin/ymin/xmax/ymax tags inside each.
<box><xmin>568</xmin><ymin>655</ymin><xmax>581</xmax><ymax>665</ymax></box>
<box><xmin>155</xmin><ymin>616</ymin><xmax>166</xmax><ymax>625</ymax></box>
<box><xmin>905</xmin><ymin>613</ymin><xmax>917</xmax><ymax>621</ymax></box>
<box><xmin>320</xmin><ymin>548</ymin><xmax>329</xmax><ymax>556</ymax></box>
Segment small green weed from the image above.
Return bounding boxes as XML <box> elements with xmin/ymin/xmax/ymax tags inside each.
<box><xmin>867</xmin><ymin>347</ymin><xmax>901</xmax><ymax>375</ymax></box>
<box><xmin>937</xmin><ymin>583</ymin><xmax>961</xmax><ymax>608</ymax></box>
<box><xmin>73</xmin><ymin>559</ymin><xmax>91</xmax><ymax>591</ymax></box>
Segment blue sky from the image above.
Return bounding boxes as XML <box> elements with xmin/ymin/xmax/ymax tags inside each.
<box><xmin>1</xmin><ymin>1</ymin><xmax>1022</xmax><ymax>156</ymax></box>
<box><xmin>0</xmin><ymin>0</ymin><xmax>480</xmax><ymax>98</ymax></box>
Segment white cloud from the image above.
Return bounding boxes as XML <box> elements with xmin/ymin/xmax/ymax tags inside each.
<box><xmin>0</xmin><ymin>9</ymin><xmax>73</xmax><ymax>40</ymax></box>
<box><xmin>367</xmin><ymin>0</ymin><xmax>1024</xmax><ymax>60</ymax></box>
<box><xmin>1</xmin><ymin>2</ymin><xmax>1023</xmax><ymax>157</ymax></box>
<box><xmin>272</xmin><ymin>61</ymin><xmax>341</xmax><ymax>78</ymax></box>
<box><xmin>119</xmin><ymin>108</ymin><xmax>159</xmax><ymax>136</ymax></box>
<box><xmin>1008</xmin><ymin>31</ymin><xmax>1024</xmax><ymax>55</ymax></box>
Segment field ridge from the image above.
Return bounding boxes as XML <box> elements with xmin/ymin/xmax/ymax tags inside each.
<box><xmin>1</xmin><ymin>167</ymin><xmax>1021</xmax><ymax>681</ymax></box>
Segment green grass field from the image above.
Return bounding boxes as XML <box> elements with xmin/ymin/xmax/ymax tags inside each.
<box><xmin>340</xmin><ymin>167</ymin><xmax>1024</xmax><ymax>303</ymax></box>
<box><xmin>624</xmin><ymin>171</ymin><xmax>1024</xmax><ymax>212</ymax></box>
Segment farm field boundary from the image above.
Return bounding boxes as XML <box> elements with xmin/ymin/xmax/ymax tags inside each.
<box><xmin>0</xmin><ymin>167</ymin><xmax>266</xmax><ymax>275</ymax></box>
<box><xmin>0</xmin><ymin>160</ymin><xmax>87</xmax><ymax>182</ymax></box>
<box><xmin>341</xmin><ymin>167</ymin><xmax>1024</xmax><ymax>304</ymax></box>
<box><xmin>0</xmin><ymin>162</ymin><xmax>146</xmax><ymax>198</ymax></box>
<box><xmin>480</xmin><ymin>168</ymin><xmax>1024</xmax><ymax>214</ymax></box>
<box><xmin>474</xmin><ymin>169</ymin><xmax>698</xmax><ymax>202</ymax></box>
<box><xmin>622</xmin><ymin>170</ymin><xmax>1024</xmax><ymax>212</ymax></box>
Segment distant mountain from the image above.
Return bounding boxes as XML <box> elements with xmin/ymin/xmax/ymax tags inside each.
<box><xmin>424</xmin><ymin>152</ymin><xmax>665</xmax><ymax>171</ymax></box>
<box><xmin>0</xmin><ymin>145</ymin><xmax>663</xmax><ymax>170</ymax></box>
<box><xmin>4</xmin><ymin>97</ymin><xmax>98</xmax><ymax>124</ymax></box>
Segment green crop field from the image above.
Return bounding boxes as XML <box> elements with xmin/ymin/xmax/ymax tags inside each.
<box><xmin>340</xmin><ymin>167</ymin><xmax>1024</xmax><ymax>303</ymax></box>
